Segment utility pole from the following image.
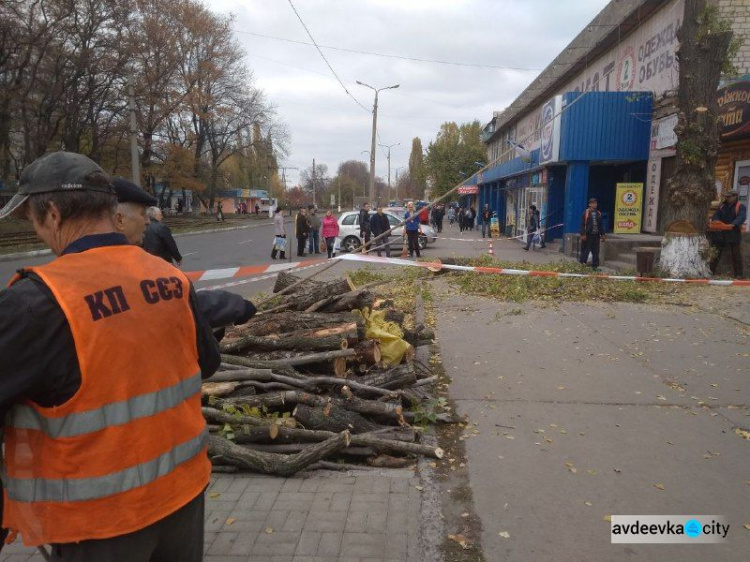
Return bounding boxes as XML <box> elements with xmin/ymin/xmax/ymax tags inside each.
<box><xmin>311</xmin><ymin>158</ymin><xmax>316</xmax><ymax>207</ymax></box>
<box><xmin>128</xmin><ymin>72</ymin><xmax>140</xmax><ymax>186</ymax></box>
<box><xmin>378</xmin><ymin>142</ymin><xmax>400</xmax><ymax>203</ymax></box>
<box><xmin>357</xmin><ymin>81</ymin><xmax>399</xmax><ymax>205</ymax></box>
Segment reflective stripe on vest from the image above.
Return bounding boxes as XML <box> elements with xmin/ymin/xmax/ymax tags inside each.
<box><xmin>3</xmin><ymin>428</ymin><xmax>208</xmax><ymax>503</ymax></box>
<box><xmin>7</xmin><ymin>372</ymin><xmax>201</xmax><ymax>438</ymax></box>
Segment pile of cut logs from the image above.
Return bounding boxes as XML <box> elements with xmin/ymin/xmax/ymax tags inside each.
<box><xmin>203</xmin><ymin>271</ymin><xmax>442</xmax><ymax>476</ymax></box>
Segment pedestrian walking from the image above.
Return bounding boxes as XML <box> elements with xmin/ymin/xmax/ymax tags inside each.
<box><xmin>143</xmin><ymin>206</ymin><xmax>183</xmax><ymax>265</ymax></box>
<box><xmin>321</xmin><ymin>209</ymin><xmax>340</xmax><ymax>259</ymax></box>
<box><xmin>579</xmin><ymin>198</ymin><xmax>605</xmax><ymax>268</ymax></box>
<box><xmin>481</xmin><ymin>204</ymin><xmax>492</xmax><ymax>238</ymax></box>
<box><xmin>435</xmin><ymin>205</ymin><xmax>444</xmax><ymax>233</ymax></box>
<box><xmin>359</xmin><ymin>202</ymin><xmax>372</xmax><ymax>251</ymax></box>
<box><xmin>404</xmin><ymin>201</ymin><xmax>422</xmax><ymax>258</ymax></box>
<box><xmin>271</xmin><ymin>205</ymin><xmax>287</xmax><ymax>260</ymax></box>
<box><xmin>470</xmin><ymin>206</ymin><xmax>477</xmax><ymax>231</ymax></box>
<box><xmin>255</xmin><ymin>203</ymin><xmax>260</xmax><ymax>215</ymax></box>
<box><xmin>370</xmin><ymin>206</ymin><xmax>392</xmax><ymax>257</ymax></box>
<box><xmin>296</xmin><ymin>207</ymin><xmax>310</xmax><ymax>256</ymax></box>
<box><xmin>0</xmin><ymin>151</ymin><xmax>220</xmax><ymax>559</ymax></box>
<box><xmin>448</xmin><ymin>206</ymin><xmax>455</xmax><ymax>227</ymax></box>
<box><xmin>307</xmin><ymin>206</ymin><xmax>322</xmax><ymax>254</ymax></box>
<box><xmin>709</xmin><ymin>189</ymin><xmax>746</xmax><ymax>277</ymax></box>
<box><xmin>216</xmin><ymin>200</ymin><xmax>225</xmax><ymax>222</ymax></box>
<box><xmin>535</xmin><ymin>206</ymin><xmax>546</xmax><ymax>248</ymax></box>
<box><xmin>524</xmin><ymin>204</ymin><xmax>539</xmax><ymax>251</ymax></box>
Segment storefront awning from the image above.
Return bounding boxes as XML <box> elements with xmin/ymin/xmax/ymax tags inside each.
<box><xmin>458</xmin><ymin>186</ymin><xmax>479</xmax><ymax>195</ymax></box>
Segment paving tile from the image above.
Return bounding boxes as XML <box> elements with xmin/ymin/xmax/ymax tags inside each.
<box><xmin>206</xmin><ymin>532</ymin><xmax>239</xmax><ymax>556</ymax></box>
<box><xmin>227</xmin><ymin>532</ymin><xmax>258</xmax><ymax>556</ymax></box>
<box><xmin>294</xmin><ymin>530</ymin><xmax>321</xmax><ymax>556</ymax></box>
<box><xmin>316</xmin><ymin>531</ymin><xmax>343</xmax><ymax>558</ymax></box>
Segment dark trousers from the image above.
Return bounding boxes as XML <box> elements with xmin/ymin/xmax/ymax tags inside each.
<box><xmin>297</xmin><ymin>235</ymin><xmax>307</xmax><ymax>256</ymax></box>
<box><xmin>308</xmin><ymin>229</ymin><xmax>320</xmax><ymax>253</ymax></box>
<box><xmin>51</xmin><ymin>493</ymin><xmax>204</xmax><ymax>562</ymax></box>
<box><xmin>579</xmin><ymin>235</ymin><xmax>601</xmax><ymax>268</ymax></box>
<box><xmin>361</xmin><ymin>231</ymin><xmax>371</xmax><ymax>251</ymax></box>
<box><xmin>373</xmin><ymin>235</ymin><xmax>391</xmax><ymax>257</ymax></box>
<box><xmin>406</xmin><ymin>230</ymin><xmax>421</xmax><ymax>257</ymax></box>
<box><xmin>710</xmin><ymin>241</ymin><xmax>743</xmax><ymax>278</ymax></box>
<box><xmin>524</xmin><ymin>229</ymin><xmax>537</xmax><ymax>250</ymax></box>
<box><xmin>325</xmin><ymin>236</ymin><xmax>336</xmax><ymax>258</ymax></box>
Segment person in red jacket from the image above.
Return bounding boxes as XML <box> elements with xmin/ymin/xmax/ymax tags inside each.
<box><xmin>321</xmin><ymin>208</ymin><xmax>340</xmax><ymax>258</ymax></box>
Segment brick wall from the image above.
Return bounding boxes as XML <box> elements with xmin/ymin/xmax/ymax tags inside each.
<box><xmin>718</xmin><ymin>0</ymin><xmax>750</xmax><ymax>75</ymax></box>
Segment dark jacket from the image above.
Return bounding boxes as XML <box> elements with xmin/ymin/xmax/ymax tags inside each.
<box><xmin>580</xmin><ymin>208</ymin><xmax>604</xmax><ymax>237</ymax></box>
<box><xmin>296</xmin><ymin>213</ymin><xmax>310</xmax><ymax>237</ymax></box>
<box><xmin>712</xmin><ymin>201</ymin><xmax>747</xmax><ymax>244</ymax></box>
<box><xmin>196</xmin><ymin>290</ymin><xmax>256</xmax><ymax>328</ymax></box>
<box><xmin>358</xmin><ymin>208</ymin><xmax>371</xmax><ymax>235</ymax></box>
<box><xmin>370</xmin><ymin>212</ymin><xmax>390</xmax><ymax>237</ymax></box>
<box><xmin>527</xmin><ymin>211</ymin><xmax>539</xmax><ymax>232</ymax></box>
<box><xmin>481</xmin><ymin>208</ymin><xmax>492</xmax><ymax>223</ymax></box>
<box><xmin>143</xmin><ymin>219</ymin><xmax>182</xmax><ymax>263</ymax></box>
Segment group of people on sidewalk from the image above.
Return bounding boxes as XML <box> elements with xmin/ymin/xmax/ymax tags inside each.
<box><xmin>271</xmin><ymin>205</ymin><xmax>341</xmax><ymax>260</ymax></box>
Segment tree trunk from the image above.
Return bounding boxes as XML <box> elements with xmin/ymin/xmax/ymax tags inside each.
<box><xmin>207</xmin><ymin>432</ymin><xmax>350</xmax><ymax>476</ymax></box>
<box><xmin>292</xmin><ymin>404</ymin><xmax>383</xmax><ymax>434</ymax></box>
<box><xmin>239</xmin><ymin>312</ymin><xmax>365</xmax><ymax>337</ymax></box>
<box><xmin>659</xmin><ymin>0</ymin><xmax>733</xmax><ymax>278</ymax></box>
<box><xmin>220</xmin><ymin>333</ymin><xmax>348</xmax><ymax>354</ymax></box>
<box><xmin>358</xmin><ymin>364</ymin><xmax>417</xmax><ymax>390</ymax></box>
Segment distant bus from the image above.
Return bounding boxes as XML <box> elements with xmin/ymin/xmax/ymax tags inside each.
<box><xmin>259</xmin><ymin>197</ymin><xmax>279</xmax><ymax>213</ymax></box>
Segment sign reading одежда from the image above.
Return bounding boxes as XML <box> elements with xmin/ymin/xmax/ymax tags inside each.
<box><xmin>614</xmin><ymin>183</ymin><xmax>644</xmax><ymax>234</ymax></box>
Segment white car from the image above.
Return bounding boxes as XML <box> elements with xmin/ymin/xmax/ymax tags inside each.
<box><xmin>335</xmin><ymin>210</ymin><xmax>437</xmax><ymax>253</ymax></box>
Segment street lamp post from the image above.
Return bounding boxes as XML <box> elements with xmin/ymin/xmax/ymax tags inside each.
<box><xmin>378</xmin><ymin>142</ymin><xmax>400</xmax><ymax>204</ymax></box>
<box><xmin>357</xmin><ymin>81</ymin><xmax>399</xmax><ymax>206</ymax></box>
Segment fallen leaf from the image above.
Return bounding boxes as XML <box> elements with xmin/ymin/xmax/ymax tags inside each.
<box><xmin>656</xmin><ymin>395</ymin><xmax>667</xmax><ymax>401</ymax></box>
<box><xmin>498</xmin><ymin>531</ymin><xmax>510</xmax><ymax>539</ymax></box>
<box><xmin>603</xmin><ymin>515</ymin><xmax>612</xmax><ymax>522</ymax></box>
<box><xmin>265</xmin><ymin>527</ymin><xmax>274</xmax><ymax>534</ymax></box>
<box><xmin>614</xmin><ymin>468</ymin><xmax>622</xmax><ymax>474</ymax></box>
<box><xmin>461</xmin><ymin>512</ymin><xmax>470</xmax><ymax>518</ymax></box>
<box><xmin>734</xmin><ymin>428</ymin><xmax>750</xmax><ymax>440</ymax></box>
<box><xmin>414</xmin><ymin>485</ymin><xmax>424</xmax><ymax>491</ymax></box>
<box><xmin>588</xmin><ymin>469</ymin><xmax>599</xmax><ymax>475</ymax></box>
<box><xmin>744</xmin><ymin>524</ymin><xmax>750</xmax><ymax>531</ymax></box>
<box><xmin>226</xmin><ymin>517</ymin><xmax>236</xmax><ymax>526</ymax></box>
<box><xmin>654</xmin><ymin>483</ymin><xmax>665</xmax><ymax>491</ymax></box>
<box><xmin>448</xmin><ymin>533</ymin><xmax>471</xmax><ymax>549</ymax></box>
<box><xmin>208</xmin><ymin>492</ymin><xmax>221</xmax><ymax>499</ymax></box>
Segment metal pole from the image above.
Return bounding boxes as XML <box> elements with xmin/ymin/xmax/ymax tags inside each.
<box><xmin>312</xmin><ymin>158</ymin><xmax>316</xmax><ymax>207</ymax></box>
<box><xmin>386</xmin><ymin>147</ymin><xmax>391</xmax><ymax>202</ymax></box>
<box><xmin>128</xmin><ymin>73</ymin><xmax>141</xmax><ymax>186</ymax></box>
<box><xmin>369</xmin><ymin>92</ymin><xmax>378</xmax><ymax>205</ymax></box>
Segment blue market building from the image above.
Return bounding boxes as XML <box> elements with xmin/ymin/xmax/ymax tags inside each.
<box><xmin>476</xmin><ymin>92</ymin><xmax>652</xmax><ymax>247</ymax></box>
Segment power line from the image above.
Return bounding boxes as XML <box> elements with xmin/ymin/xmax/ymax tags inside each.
<box><xmin>285</xmin><ymin>0</ymin><xmax>370</xmax><ymax>113</ymax></box>
<box><xmin>235</xmin><ymin>28</ymin><xmax>542</xmax><ymax>72</ymax></box>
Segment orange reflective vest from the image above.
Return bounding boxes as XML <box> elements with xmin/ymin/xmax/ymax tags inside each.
<box><xmin>3</xmin><ymin>245</ymin><xmax>210</xmax><ymax>547</ymax></box>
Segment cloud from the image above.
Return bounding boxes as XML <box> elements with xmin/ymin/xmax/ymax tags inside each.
<box><xmin>204</xmin><ymin>0</ymin><xmax>611</xmax><ymax>187</ymax></box>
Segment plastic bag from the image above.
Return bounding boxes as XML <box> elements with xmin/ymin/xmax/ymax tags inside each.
<box><xmin>273</xmin><ymin>236</ymin><xmax>287</xmax><ymax>251</ymax></box>
<box><xmin>353</xmin><ymin>308</ymin><xmax>411</xmax><ymax>366</ymax></box>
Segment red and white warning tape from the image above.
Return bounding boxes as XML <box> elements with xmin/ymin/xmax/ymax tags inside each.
<box><xmin>196</xmin><ymin>260</ymin><xmax>328</xmax><ymax>292</ymax></box>
<box><xmin>185</xmin><ymin>258</ymin><xmax>326</xmax><ymax>284</ymax></box>
<box><xmin>334</xmin><ymin>253</ymin><xmax>750</xmax><ymax>287</ymax></box>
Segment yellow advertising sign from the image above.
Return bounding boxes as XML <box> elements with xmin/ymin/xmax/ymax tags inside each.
<box><xmin>614</xmin><ymin>183</ymin><xmax>643</xmax><ymax>234</ymax></box>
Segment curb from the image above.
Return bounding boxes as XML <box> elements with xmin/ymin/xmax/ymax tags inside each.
<box><xmin>0</xmin><ymin>248</ymin><xmax>52</xmax><ymax>262</ymax></box>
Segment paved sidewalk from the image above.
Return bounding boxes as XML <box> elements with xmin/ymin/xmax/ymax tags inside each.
<box><xmin>433</xmin><ymin>284</ymin><xmax>750</xmax><ymax>562</ymax></box>
<box><xmin>1</xmin><ymin>470</ymin><xmax>423</xmax><ymax>562</ymax></box>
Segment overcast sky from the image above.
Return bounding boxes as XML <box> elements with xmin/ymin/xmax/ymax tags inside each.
<box><xmin>203</xmin><ymin>0</ymin><xmax>611</xmax><ymax>188</ymax></box>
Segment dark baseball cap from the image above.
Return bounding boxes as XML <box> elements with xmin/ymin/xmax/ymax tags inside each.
<box><xmin>112</xmin><ymin>177</ymin><xmax>157</xmax><ymax>207</ymax></box>
<box><xmin>0</xmin><ymin>152</ymin><xmax>114</xmax><ymax>220</ymax></box>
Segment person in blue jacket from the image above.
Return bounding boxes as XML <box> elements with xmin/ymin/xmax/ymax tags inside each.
<box><xmin>404</xmin><ymin>201</ymin><xmax>421</xmax><ymax>258</ymax></box>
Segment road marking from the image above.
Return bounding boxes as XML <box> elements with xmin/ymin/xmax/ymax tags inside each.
<box><xmin>182</xmin><ymin>252</ymin><xmax>198</xmax><ymax>257</ymax></box>
<box><xmin>237</xmin><ymin>239</ymin><xmax>253</xmax><ymax>244</ymax></box>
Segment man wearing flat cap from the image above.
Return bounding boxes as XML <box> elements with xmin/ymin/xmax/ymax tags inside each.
<box><xmin>709</xmin><ymin>189</ymin><xmax>746</xmax><ymax>278</ymax></box>
<box><xmin>111</xmin><ymin>177</ymin><xmax>257</xmax><ymax>331</ymax></box>
<box><xmin>0</xmin><ymin>152</ymin><xmax>219</xmax><ymax>560</ymax></box>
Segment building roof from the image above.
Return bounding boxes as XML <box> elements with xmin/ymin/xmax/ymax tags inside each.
<box><xmin>484</xmin><ymin>0</ymin><xmax>664</xmax><ymax>144</ymax></box>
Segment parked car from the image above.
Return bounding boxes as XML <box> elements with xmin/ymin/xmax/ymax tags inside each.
<box><xmin>335</xmin><ymin>210</ymin><xmax>437</xmax><ymax>253</ymax></box>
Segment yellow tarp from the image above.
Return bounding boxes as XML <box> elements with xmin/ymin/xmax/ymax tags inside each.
<box><xmin>353</xmin><ymin>308</ymin><xmax>411</xmax><ymax>366</ymax></box>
